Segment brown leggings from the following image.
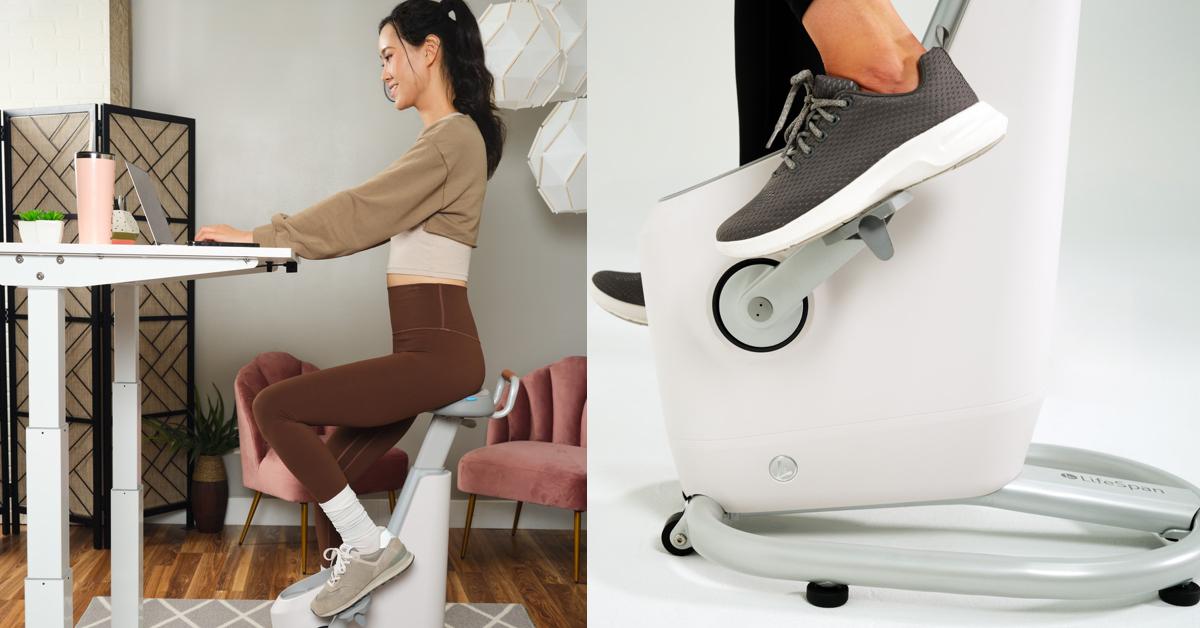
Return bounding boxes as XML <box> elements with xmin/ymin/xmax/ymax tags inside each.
<box><xmin>252</xmin><ymin>283</ymin><xmax>485</xmax><ymax>560</ymax></box>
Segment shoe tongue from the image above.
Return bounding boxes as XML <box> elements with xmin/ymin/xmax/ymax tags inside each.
<box><xmin>812</xmin><ymin>74</ymin><xmax>858</xmax><ymax>99</ymax></box>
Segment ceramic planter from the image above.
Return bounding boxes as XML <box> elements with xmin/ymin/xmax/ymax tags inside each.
<box><xmin>192</xmin><ymin>455</ymin><xmax>229</xmax><ymax>533</ymax></box>
<box><xmin>16</xmin><ymin>220</ymin><xmax>65</xmax><ymax>244</ymax></box>
<box><xmin>111</xmin><ymin>208</ymin><xmax>138</xmax><ymax>244</ymax></box>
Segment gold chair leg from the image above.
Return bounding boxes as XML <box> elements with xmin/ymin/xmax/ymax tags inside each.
<box><xmin>300</xmin><ymin>502</ymin><xmax>309</xmax><ymax>575</ymax></box>
<box><xmin>511</xmin><ymin>501</ymin><xmax>523</xmax><ymax>536</ymax></box>
<box><xmin>460</xmin><ymin>494</ymin><xmax>477</xmax><ymax>559</ymax></box>
<box><xmin>573</xmin><ymin>510</ymin><xmax>583</xmax><ymax>583</ymax></box>
<box><xmin>388</xmin><ymin>489</ymin><xmax>397</xmax><ymax>512</ymax></box>
<box><xmin>237</xmin><ymin>491</ymin><xmax>262</xmax><ymax>545</ymax></box>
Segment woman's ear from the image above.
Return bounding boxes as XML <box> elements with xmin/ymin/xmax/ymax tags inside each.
<box><xmin>424</xmin><ymin>34</ymin><xmax>442</xmax><ymax>67</ymax></box>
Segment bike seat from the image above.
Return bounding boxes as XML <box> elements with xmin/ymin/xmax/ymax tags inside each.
<box><xmin>433</xmin><ymin>391</ymin><xmax>494</xmax><ymax>418</ymax></box>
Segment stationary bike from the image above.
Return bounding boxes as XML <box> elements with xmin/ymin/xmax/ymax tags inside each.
<box><xmin>639</xmin><ymin>0</ymin><xmax>1200</xmax><ymax>610</ymax></box>
<box><xmin>270</xmin><ymin>370</ymin><xmax>520</xmax><ymax>627</ymax></box>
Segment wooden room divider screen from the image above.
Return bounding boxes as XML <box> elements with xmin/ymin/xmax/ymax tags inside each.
<box><xmin>0</xmin><ymin>104</ymin><xmax>197</xmax><ymax>549</ymax></box>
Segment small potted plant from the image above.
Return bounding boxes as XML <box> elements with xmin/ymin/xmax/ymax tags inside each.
<box><xmin>15</xmin><ymin>209</ymin><xmax>66</xmax><ymax>244</ymax></box>
<box><xmin>148</xmin><ymin>382</ymin><xmax>240</xmax><ymax>533</ymax></box>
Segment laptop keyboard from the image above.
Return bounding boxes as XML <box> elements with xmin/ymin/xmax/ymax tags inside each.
<box><xmin>187</xmin><ymin>241</ymin><xmax>260</xmax><ymax>247</ymax></box>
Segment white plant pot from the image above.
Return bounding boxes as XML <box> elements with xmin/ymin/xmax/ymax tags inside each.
<box><xmin>39</xmin><ymin>220</ymin><xmax>64</xmax><ymax>243</ymax></box>
<box><xmin>17</xmin><ymin>220</ymin><xmax>65</xmax><ymax>244</ymax></box>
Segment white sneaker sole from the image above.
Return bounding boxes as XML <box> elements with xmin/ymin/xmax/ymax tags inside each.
<box><xmin>715</xmin><ymin>100</ymin><xmax>1008</xmax><ymax>258</ymax></box>
<box><xmin>589</xmin><ymin>278</ymin><xmax>649</xmax><ymax>326</ymax></box>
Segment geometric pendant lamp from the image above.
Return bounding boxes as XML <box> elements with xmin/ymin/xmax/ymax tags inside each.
<box><xmin>535</xmin><ymin>0</ymin><xmax>586</xmax><ymax>101</ymax></box>
<box><xmin>479</xmin><ymin>0</ymin><xmax>567</xmax><ymax>109</ymax></box>
<box><xmin>527</xmin><ymin>97</ymin><xmax>586</xmax><ymax>213</ymax></box>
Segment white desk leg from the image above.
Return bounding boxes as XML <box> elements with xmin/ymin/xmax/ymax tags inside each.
<box><xmin>111</xmin><ymin>284</ymin><xmax>143</xmax><ymax>627</ymax></box>
<box><xmin>24</xmin><ymin>288</ymin><xmax>72</xmax><ymax>628</ymax></box>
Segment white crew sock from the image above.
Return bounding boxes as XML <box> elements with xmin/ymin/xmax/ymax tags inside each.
<box><xmin>318</xmin><ymin>485</ymin><xmax>385</xmax><ymax>554</ymax></box>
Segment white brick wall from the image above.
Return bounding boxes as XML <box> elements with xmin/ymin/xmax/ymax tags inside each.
<box><xmin>0</xmin><ymin>0</ymin><xmax>117</xmax><ymax>110</ymax></box>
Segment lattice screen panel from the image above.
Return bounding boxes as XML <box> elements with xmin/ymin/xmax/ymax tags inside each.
<box><xmin>7</xmin><ymin>111</ymin><xmax>103</xmax><ymax>519</ymax></box>
<box><xmin>2</xmin><ymin>105</ymin><xmax>196</xmax><ymax>540</ymax></box>
<box><xmin>6</xmin><ymin>113</ymin><xmax>92</xmax><ymax>219</ymax></box>
<box><xmin>12</xmin><ymin>308</ymin><xmax>101</xmax><ymax>517</ymax></box>
<box><xmin>105</xmin><ymin>111</ymin><xmax>193</xmax><ymax>511</ymax></box>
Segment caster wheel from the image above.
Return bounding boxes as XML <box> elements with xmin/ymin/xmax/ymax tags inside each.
<box><xmin>1159</xmin><ymin>581</ymin><xmax>1200</xmax><ymax>607</ymax></box>
<box><xmin>661</xmin><ymin>511</ymin><xmax>695</xmax><ymax>556</ymax></box>
<box><xmin>806</xmin><ymin>581</ymin><xmax>849</xmax><ymax>608</ymax></box>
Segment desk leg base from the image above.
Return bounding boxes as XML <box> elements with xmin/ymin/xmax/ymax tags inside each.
<box><xmin>111</xmin><ymin>487</ymin><xmax>144</xmax><ymax>628</ymax></box>
<box><xmin>26</xmin><ymin>574</ymin><xmax>72</xmax><ymax>628</ymax></box>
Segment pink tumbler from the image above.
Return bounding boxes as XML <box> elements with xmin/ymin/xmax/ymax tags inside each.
<box><xmin>75</xmin><ymin>151</ymin><xmax>116</xmax><ymax>245</ymax></box>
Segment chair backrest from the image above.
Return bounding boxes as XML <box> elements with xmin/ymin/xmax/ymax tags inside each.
<box><xmin>234</xmin><ymin>351</ymin><xmax>322</xmax><ymax>482</ymax></box>
<box><xmin>488</xmin><ymin>355</ymin><xmax>587</xmax><ymax>447</ymax></box>
<box><xmin>580</xmin><ymin>399</ymin><xmax>587</xmax><ymax>449</ymax></box>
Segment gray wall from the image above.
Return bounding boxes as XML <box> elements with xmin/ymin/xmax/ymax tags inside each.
<box><xmin>130</xmin><ymin>0</ymin><xmax>585</xmax><ymax>506</ymax></box>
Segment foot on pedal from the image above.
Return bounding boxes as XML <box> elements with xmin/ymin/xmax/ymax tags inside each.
<box><xmin>590</xmin><ymin>270</ymin><xmax>648</xmax><ymax>325</ymax></box>
<box><xmin>715</xmin><ymin>46</ymin><xmax>1006</xmax><ymax>258</ymax></box>
<box><xmin>310</xmin><ymin>533</ymin><xmax>415</xmax><ymax>618</ymax></box>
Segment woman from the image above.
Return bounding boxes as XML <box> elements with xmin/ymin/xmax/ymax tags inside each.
<box><xmin>195</xmin><ymin>0</ymin><xmax>504</xmax><ymax>617</ymax></box>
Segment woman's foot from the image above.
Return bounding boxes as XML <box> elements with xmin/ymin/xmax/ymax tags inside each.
<box><xmin>590</xmin><ymin>270</ymin><xmax>647</xmax><ymax>325</ymax></box>
<box><xmin>310</xmin><ymin>530</ymin><xmax>415</xmax><ymax>618</ymax></box>
<box><xmin>714</xmin><ymin>47</ymin><xmax>1007</xmax><ymax>258</ymax></box>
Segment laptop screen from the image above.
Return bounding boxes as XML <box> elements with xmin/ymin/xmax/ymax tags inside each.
<box><xmin>125</xmin><ymin>162</ymin><xmax>175</xmax><ymax>245</ymax></box>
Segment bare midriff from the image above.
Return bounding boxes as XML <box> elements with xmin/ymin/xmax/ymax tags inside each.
<box><xmin>386</xmin><ymin>272</ymin><xmax>467</xmax><ymax>288</ymax></box>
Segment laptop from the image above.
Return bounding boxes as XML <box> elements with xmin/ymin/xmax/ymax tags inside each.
<box><xmin>125</xmin><ymin>162</ymin><xmax>259</xmax><ymax>247</ymax></box>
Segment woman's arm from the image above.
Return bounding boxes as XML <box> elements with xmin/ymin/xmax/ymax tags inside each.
<box><xmin>250</xmin><ymin>134</ymin><xmax>450</xmax><ymax>260</ymax></box>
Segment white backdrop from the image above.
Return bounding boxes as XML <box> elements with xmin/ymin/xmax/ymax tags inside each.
<box><xmin>588</xmin><ymin>0</ymin><xmax>1200</xmax><ymax>625</ymax></box>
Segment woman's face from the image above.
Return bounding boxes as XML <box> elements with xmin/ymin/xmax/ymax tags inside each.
<box><xmin>379</xmin><ymin>21</ymin><xmax>433</xmax><ymax>110</ymax></box>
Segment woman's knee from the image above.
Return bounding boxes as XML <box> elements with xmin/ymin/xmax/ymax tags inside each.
<box><xmin>251</xmin><ymin>384</ymin><xmax>286</xmax><ymax>434</ymax></box>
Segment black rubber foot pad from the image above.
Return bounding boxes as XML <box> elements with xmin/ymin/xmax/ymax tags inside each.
<box><xmin>806</xmin><ymin>581</ymin><xmax>849</xmax><ymax>608</ymax></box>
<box><xmin>1159</xmin><ymin>581</ymin><xmax>1200</xmax><ymax>607</ymax></box>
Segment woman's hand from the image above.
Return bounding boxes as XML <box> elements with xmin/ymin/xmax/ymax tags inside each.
<box><xmin>195</xmin><ymin>224</ymin><xmax>253</xmax><ymax>243</ymax></box>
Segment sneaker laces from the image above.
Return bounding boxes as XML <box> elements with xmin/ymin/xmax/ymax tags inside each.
<box><xmin>767</xmin><ymin>69</ymin><xmax>851</xmax><ymax>170</ymax></box>
<box><xmin>323</xmin><ymin>543</ymin><xmax>357</xmax><ymax>585</ymax></box>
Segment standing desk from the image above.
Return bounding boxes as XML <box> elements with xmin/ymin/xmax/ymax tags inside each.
<box><xmin>0</xmin><ymin>243</ymin><xmax>296</xmax><ymax>627</ymax></box>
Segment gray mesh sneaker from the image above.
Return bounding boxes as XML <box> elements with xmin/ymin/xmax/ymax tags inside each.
<box><xmin>589</xmin><ymin>270</ymin><xmax>647</xmax><ymax>325</ymax></box>
<box><xmin>715</xmin><ymin>46</ymin><xmax>1006</xmax><ymax>258</ymax></box>
<box><xmin>310</xmin><ymin>537</ymin><xmax>414</xmax><ymax>618</ymax></box>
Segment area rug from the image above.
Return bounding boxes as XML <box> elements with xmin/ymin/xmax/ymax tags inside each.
<box><xmin>76</xmin><ymin>597</ymin><xmax>536</xmax><ymax>627</ymax></box>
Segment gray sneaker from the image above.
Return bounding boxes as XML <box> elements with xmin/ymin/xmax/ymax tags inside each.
<box><xmin>589</xmin><ymin>270</ymin><xmax>647</xmax><ymax>325</ymax></box>
<box><xmin>715</xmin><ymin>46</ymin><xmax>1006</xmax><ymax>258</ymax></box>
<box><xmin>310</xmin><ymin>538</ymin><xmax>415</xmax><ymax>618</ymax></box>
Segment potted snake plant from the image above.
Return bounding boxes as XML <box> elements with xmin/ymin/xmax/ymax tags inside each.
<box><xmin>15</xmin><ymin>209</ymin><xmax>66</xmax><ymax>244</ymax></box>
<box><xmin>147</xmin><ymin>382</ymin><xmax>239</xmax><ymax>533</ymax></box>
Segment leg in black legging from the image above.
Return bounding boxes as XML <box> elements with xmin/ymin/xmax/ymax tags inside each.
<box><xmin>734</xmin><ymin>0</ymin><xmax>824</xmax><ymax>165</ymax></box>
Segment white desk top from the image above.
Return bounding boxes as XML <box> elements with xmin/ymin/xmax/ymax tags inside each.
<box><xmin>0</xmin><ymin>242</ymin><xmax>294</xmax><ymax>260</ymax></box>
<box><xmin>0</xmin><ymin>243</ymin><xmax>298</xmax><ymax>288</ymax></box>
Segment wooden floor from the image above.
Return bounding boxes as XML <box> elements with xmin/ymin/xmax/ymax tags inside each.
<box><xmin>0</xmin><ymin>524</ymin><xmax>585</xmax><ymax>627</ymax></box>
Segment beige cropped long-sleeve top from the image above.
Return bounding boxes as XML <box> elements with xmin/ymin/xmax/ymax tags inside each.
<box><xmin>251</xmin><ymin>112</ymin><xmax>486</xmax><ymax>279</ymax></box>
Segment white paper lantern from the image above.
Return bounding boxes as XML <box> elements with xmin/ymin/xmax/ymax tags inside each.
<box><xmin>527</xmin><ymin>97</ymin><xmax>586</xmax><ymax>214</ymax></box>
<box><xmin>535</xmin><ymin>0</ymin><xmax>586</xmax><ymax>101</ymax></box>
<box><xmin>479</xmin><ymin>1</ymin><xmax>566</xmax><ymax>109</ymax></box>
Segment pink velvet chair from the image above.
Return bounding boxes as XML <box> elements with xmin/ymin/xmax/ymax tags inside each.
<box><xmin>457</xmin><ymin>355</ymin><xmax>587</xmax><ymax>582</ymax></box>
<box><xmin>234</xmin><ymin>351</ymin><xmax>410</xmax><ymax>574</ymax></box>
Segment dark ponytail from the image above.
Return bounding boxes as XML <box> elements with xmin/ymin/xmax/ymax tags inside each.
<box><xmin>380</xmin><ymin>0</ymin><xmax>506</xmax><ymax>179</ymax></box>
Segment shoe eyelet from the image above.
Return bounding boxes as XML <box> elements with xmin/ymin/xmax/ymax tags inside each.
<box><xmin>830</xmin><ymin>115</ymin><xmax>840</xmax><ymax>125</ymax></box>
<box><xmin>842</xmin><ymin>96</ymin><xmax>854</xmax><ymax>108</ymax></box>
